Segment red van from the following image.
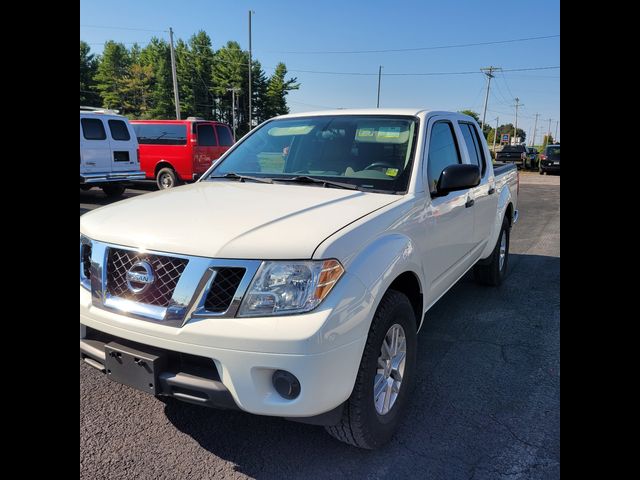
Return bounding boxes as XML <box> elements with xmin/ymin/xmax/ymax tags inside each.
<box><xmin>130</xmin><ymin>118</ymin><xmax>234</xmax><ymax>189</ymax></box>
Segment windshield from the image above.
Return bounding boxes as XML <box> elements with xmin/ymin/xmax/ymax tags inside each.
<box><xmin>206</xmin><ymin>115</ymin><xmax>419</xmax><ymax>193</ymax></box>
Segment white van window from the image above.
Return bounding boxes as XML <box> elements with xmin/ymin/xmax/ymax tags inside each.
<box><xmin>81</xmin><ymin>118</ymin><xmax>107</xmax><ymax>141</ymax></box>
<box><xmin>108</xmin><ymin>120</ymin><xmax>131</xmax><ymax>141</ymax></box>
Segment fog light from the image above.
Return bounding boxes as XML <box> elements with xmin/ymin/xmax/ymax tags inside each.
<box><xmin>272</xmin><ymin>370</ymin><xmax>301</xmax><ymax>400</ymax></box>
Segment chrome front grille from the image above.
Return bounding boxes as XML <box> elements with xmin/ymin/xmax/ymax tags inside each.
<box><xmin>106</xmin><ymin>248</ymin><xmax>188</xmax><ymax>307</ymax></box>
<box><xmin>83</xmin><ymin>238</ymin><xmax>261</xmax><ymax>327</ymax></box>
<box><xmin>204</xmin><ymin>268</ymin><xmax>246</xmax><ymax>313</ymax></box>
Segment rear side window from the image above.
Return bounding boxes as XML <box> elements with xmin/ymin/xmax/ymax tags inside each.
<box><xmin>459</xmin><ymin>122</ymin><xmax>486</xmax><ymax>176</ymax></box>
<box><xmin>81</xmin><ymin>118</ymin><xmax>106</xmax><ymax>140</ymax></box>
<box><xmin>196</xmin><ymin>124</ymin><xmax>217</xmax><ymax>146</ymax></box>
<box><xmin>215</xmin><ymin>125</ymin><xmax>234</xmax><ymax>146</ymax></box>
<box><xmin>133</xmin><ymin>124</ymin><xmax>187</xmax><ymax>145</ymax></box>
<box><xmin>427</xmin><ymin>121</ymin><xmax>461</xmax><ymax>193</ymax></box>
<box><xmin>108</xmin><ymin>120</ymin><xmax>131</xmax><ymax>141</ymax></box>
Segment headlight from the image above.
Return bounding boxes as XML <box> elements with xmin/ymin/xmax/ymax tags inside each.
<box><xmin>237</xmin><ymin>259</ymin><xmax>345</xmax><ymax>317</ymax></box>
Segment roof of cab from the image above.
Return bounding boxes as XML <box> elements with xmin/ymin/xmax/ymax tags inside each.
<box><xmin>273</xmin><ymin>108</ymin><xmax>476</xmax><ymax>122</ymax></box>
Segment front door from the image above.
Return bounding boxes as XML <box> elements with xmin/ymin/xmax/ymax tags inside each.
<box><xmin>422</xmin><ymin>118</ymin><xmax>476</xmax><ymax>305</ymax></box>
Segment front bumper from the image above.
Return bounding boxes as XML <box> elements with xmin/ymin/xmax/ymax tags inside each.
<box><xmin>80</xmin><ymin>170</ymin><xmax>146</xmax><ymax>184</ymax></box>
<box><xmin>80</xmin><ymin>270</ymin><xmax>371</xmax><ymax>419</ymax></box>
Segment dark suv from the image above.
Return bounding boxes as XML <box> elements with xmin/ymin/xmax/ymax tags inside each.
<box><xmin>539</xmin><ymin>144</ymin><xmax>560</xmax><ymax>175</ymax></box>
<box><xmin>495</xmin><ymin>144</ymin><xmax>527</xmax><ymax>168</ymax></box>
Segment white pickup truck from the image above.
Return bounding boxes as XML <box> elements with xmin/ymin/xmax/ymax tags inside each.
<box><xmin>80</xmin><ymin>108</ymin><xmax>518</xmax><ymax>449</ymax></box>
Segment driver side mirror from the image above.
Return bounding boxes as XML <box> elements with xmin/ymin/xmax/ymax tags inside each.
<box><xmin>432</xmin><ymin>164</ymin><xmax>481</xmax><ymax>197</ymax></box>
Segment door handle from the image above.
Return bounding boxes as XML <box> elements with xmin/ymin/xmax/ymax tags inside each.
<box><xmin>488</xmin><ymin>187</ymin><xmax>495</xmax><ymax>195</ymax></box>
<box><xmin>465</xmin><ymin>198</ymin><xmax>475</xmax><ymax>208</ymax></box>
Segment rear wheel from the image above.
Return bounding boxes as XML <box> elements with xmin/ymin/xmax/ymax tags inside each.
<box><xmin>474</xmin><ymin>215</ymin><xmax>510</xmax><ymax>286</ymax></box>
<box><xmin>101</xmin><ymin>184</ymin><xmax>126</xmax><ymax>198</ymax></box>
<box><xmin>156</xmin><ymin>167</ymin><xmax>180</xmax><ymax>190</ymax></box>
<box><xmin>325</xmin><ymin>290</ymin><xmax>417</xmax><ymax>449</ymax></box>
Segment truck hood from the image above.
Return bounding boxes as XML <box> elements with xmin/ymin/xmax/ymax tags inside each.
<box><xmin>80</xmin><ymin>181</ymin><xmax>400</xmax><ymax>259</ymax></box>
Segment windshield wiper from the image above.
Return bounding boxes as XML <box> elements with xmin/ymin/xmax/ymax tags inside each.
<box><xmin>275</xmin><ymin>175</ymin><xmax>359</xmax><ymax>191</ymax></box>
<box><xmin>207</xmin><ymin>172</ymin><xmax>273</xmax><ymax>184</ymax></box>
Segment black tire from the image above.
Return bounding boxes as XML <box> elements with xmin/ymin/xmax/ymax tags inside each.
<box><xmin>473</xmin><ymin>215</ymin><xmax>510</xmax><ymax>286</ymax></box>
<box><xmin>325</xmin><ymin>289</ymin><xmax>417</xmax><ymax>449</ymax></box>
<box><xmin>156</xmin><ymin>167</ymin><xmax>180</xmax><ymax>190</ymax></box>
<box><xmin>101</xmin><ymin>184</ymin><xmax>126</xmax><ymax>198</ymax></box>
<box><xmin>539</xmin><ymin>169</ymin><xmax>545</xmax><ymax>175</ymax></box>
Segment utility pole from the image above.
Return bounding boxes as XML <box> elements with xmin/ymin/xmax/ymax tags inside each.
<box><xmin>376</xmin><ymin>66</ymin><xmax>382</xmax><ymax>108</ymax></box>
<box><xmin>480</xmin><ymin>66</ymin><xmax>501</xmax><ymax>131</ymax></box>
<box><xmin>248</xmin><ymin>10</ymin><xmax>254</xmax><ymax>130</ymax></box>
<box><xmin>512</xmin><ymin>97</ymin><xmax>524</xmax><ymax>143</ymax></box>
<box><xmin>531</xmin><ymin>113</ymin><xmax>539</xmax><ymax>147</ymax></box>
<box><xmin>547</xmin><ymin>117</ymin><xmax>552</xmax><ymax>143</ymax></box>
<box><xmin>555</xmin><ymin>120</ymin><xmax>559</xmax><ymax>142</ymax></box>
<box><xmin>227</xmin><ymin>87</ymin><xmax>240</xmax><ymax>141</ymax></box>
<box><xmin>169</xmin><ymin>27</ymin><xmax>181</xmax><ymax>120</ymax></box>
<box><xmin>493</xmin><ymin>116</ymin><xmax>499</xmax><ymax>154</ymax></box>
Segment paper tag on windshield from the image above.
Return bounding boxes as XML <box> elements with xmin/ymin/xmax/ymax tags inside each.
<box><xmin>378</xmin><ymin>127</ymin><xmax>401</xmax><ymax>138</ymax></box>
<box><xmin>385</xmin><ymin>168</ymin><xmax>399</xmax><ymax>177</ymax></box>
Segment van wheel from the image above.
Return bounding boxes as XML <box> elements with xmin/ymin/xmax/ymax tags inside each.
<box><xmin>156</xmin><ymin>168</ymin><xmax>180</xmax><ymax>190</ymax></box>
<box><xmin>101</xmin><ymin>184</ymin><xmax>125</xmax><ymax>198</ymax></box>
<box><xmin>474</xmin><ymin>215</ymin><xmax>510</xmax><ymax>286</ymax></box>
<box><xmin>325</xmin><ymin>290</ymin><xmax>417</xmax><ymax>449</ymax></box>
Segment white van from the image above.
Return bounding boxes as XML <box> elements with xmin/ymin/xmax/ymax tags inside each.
<box><xmin>80</xmin><ymin>107</ymin><xmax>145</xmax><ymax>197</ymax></box>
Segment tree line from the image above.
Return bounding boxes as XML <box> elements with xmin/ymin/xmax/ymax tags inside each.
<box><xmin>80</xmin><ymin>31</ymin><xmax>300</xmax><ymax>137</ymax></box>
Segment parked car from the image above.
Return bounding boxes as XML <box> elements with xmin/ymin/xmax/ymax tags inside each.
<box><xmin>539</xmin><ymin>144</ymin><xmax>560</xmax><ymax>174</ymax></box>
<box><xmin>526</xmin><ymin>147</ymin><xmax>539</xmax><ymax>170</ymax></box>
<box><xmin>130</xmin><ymin>118</ymin><xmax>234</xmax><ymax>189</ymax></box>
<box><xmin>80</xmin><ymin>109</ymin><xmax>519</xmax><ymax>449</ymax></box>
<box><xmin>80</xmin><ymin>108</ymin><xmax>145</xmax><ymax>197</ymax></box>
<box><xmin>495</xmin><ymin>144</ymin><xmax>527</xmax><ymax>168</ymax></box>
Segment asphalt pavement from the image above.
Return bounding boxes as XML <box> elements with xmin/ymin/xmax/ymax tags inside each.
<box><xmin>80</xmin><ymin>171</ymin><xmax>560</xmax><ymax>479</ymax></box>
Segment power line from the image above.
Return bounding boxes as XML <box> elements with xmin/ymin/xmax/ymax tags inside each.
<box><xmin>284</xmin><ymin>65</ymin><xmax>559</xmax><ymax>77</ymax></box>
<box><xmin>263</xmin><ymin>34</ymin><xmax>559</xmax><ymax>54</ymax></box>
<box><xmin>81</xmin><ymin>24</ymin><xmax>168</xmax><ymax>33</ymax></box>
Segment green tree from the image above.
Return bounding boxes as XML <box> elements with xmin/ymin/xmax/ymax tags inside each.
<box><xmin>175</xmin><ymin>39</ymin><xmax>196</xmax><ymax>117</ymax></box>
<box><xmin>189</xmin><ymin>31</ymin><xmax>215</xmax><ymax>118</ymax></box>
<box><xmin>249</xmin><ymin>60</ymin><xmax>269</xmax><ymax>125</ymax></box>
<box><xmin>264</xmin><ymin>63</ymin><xmax>300</xmax><ymax>119</ymax></box>
<box><xmin>139</xmin><ymin>38</ymin><xmax>175</xmax><ymax>118</ymax></box>
<box><xmin>94</xmin><ymin>41</ymin><xmax>131</xmax><ymax>110</ymax></box>
<box><xmin>80</xmin><ymin>41</ymin><xmax>99</xmax><ymax>105</ymax></box>
<box><xmin>542</xmin><ymin>134</ymin><xmax>554</xmax><ymax>148</ymax></box>
<box><xmin>212</xmin><ymin>41</ymin><xmax>248</xmax><ymax>127</ymax></box>
<box><xmin>122</xmin><ymin>63</ymin><xmax>154</xmax><ymax>118</ymax></box>
<box><xmin>459</xmin><ymin>110</ymin><xmax>480</xmax><ymax>123</ymax></box>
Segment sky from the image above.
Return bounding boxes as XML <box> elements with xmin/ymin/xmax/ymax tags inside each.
<box><xmin>80</xmin><ymin>0</ymin><xmax>560</xmax><ymax>143</ymax></box>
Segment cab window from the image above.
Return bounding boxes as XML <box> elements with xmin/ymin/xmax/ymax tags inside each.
<box><xmin>426</xmin><ymin>121</ymin><xmax>461</xmax><ymax>193</ymax></box>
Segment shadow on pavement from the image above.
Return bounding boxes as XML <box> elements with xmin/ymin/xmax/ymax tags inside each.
<box><xmin>163</xmin><ymin>253</ymin><xmax>560</xmax><ymax>480</ymax></box>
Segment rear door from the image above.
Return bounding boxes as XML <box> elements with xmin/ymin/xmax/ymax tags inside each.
<box><xmin>458</xmin><ymin>121</ymin><xmax>498</xmax><ymax>248</ymax></box>
<box><xmin>193</xmin><ymin>123</ymin><xmax>218</xmax><ymax>175</ymax></box>
<box><xmin>80</xmin><ymin>116</ymin><xmax>111</xmax><ymax>173</ymax></box>
<box><xmin>107</xmin><ymin>117</ymin><xmax>138</xmax><ymax>172</ymax></box>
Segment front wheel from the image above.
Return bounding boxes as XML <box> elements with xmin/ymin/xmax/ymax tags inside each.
<box><xmin>325</xmin><ymin>290</ymin><xmax>417</xmax><ymax>449</ymax></box>
<box><xmin>473</xmin><ymin>215</ymin><xmax>510</xmax><ymax>286</ymax></box>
